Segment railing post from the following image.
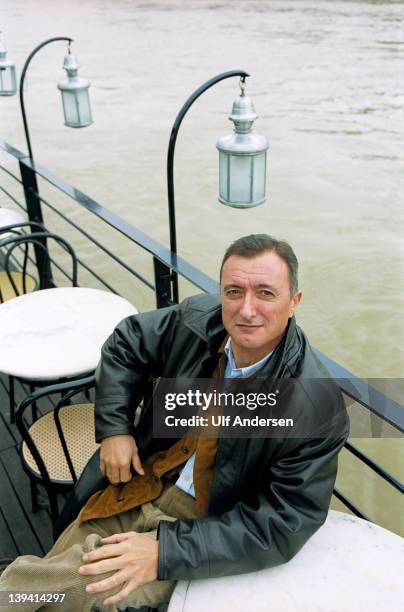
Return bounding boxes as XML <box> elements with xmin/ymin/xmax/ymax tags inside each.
<box><xmin>19</xmin><ymin>160</ymin><xmax>53</xmax><ymax>288</ymax></box>
<box><xmin>153</xmin><ymin>257</ymin><xmax>174</xmax><ymax>308</ymax></box>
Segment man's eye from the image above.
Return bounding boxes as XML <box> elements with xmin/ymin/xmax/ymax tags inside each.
<box><xmin>259</xmin><ymin>290</ymin><xmax>274</xmax><ymax>298</ymax></box>
<box><xmin>226</xmin><ymin>289</ymin><xmax>241</xmax><ymax>296</ymax></box>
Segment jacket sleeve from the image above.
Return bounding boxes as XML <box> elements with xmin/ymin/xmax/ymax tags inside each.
<box><xmin>157</xmin><ymin>429</ymin><xmax>348</xmax><ymax>580</ymax></box>
<box><xmin>94</xmin><ymin>304</ymin><xmax>180</xmax><ymax>442</ymax></box>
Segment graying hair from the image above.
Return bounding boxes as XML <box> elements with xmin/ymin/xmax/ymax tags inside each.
<box><xmin>220</xmin><ymin>234</ymin><xmax>299</xmax><ymax>296</ymax></box>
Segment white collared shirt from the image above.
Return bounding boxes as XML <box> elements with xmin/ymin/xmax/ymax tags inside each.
<box><xmin>223</xmin><ymin>336</ymin><xmax>273</xmax><ymax>378</ymax></box>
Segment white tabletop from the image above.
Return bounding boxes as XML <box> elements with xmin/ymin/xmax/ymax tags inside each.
<box><xmin>168</xmin><ymin>510</ymin><xmax>404</xmax><ymax>612</ymax></box>
<box><xmin>0</xmin><ymin>208</ymin><xmax>25</xmax><ymax>237</ymax></box>
<box><xmin>0</xmin><ymin>287</ymin><xmax>137</xmax><ymax>380</ymax></box>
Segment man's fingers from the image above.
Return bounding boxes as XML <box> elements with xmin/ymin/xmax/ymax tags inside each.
<box><xmin>82</xmin><ymin>543</ymin><xmax>122</xmax><ymax>564</ymax></box>
<box><xmin>85</xmin><ymin>569</ymin><xmax>128</xmax><ymax>594</ymax></box>
<box><xmin>100</xmin><ymin>533</ymin><xmax>134</xmax><ymax>545</ymax></box>
<box><xmin>106</xmin><ymin>466</ymin><xmax>120</xmax><ymax>485</ymax></box>
<box><xmin>79</xmin><ymin>557</ymin><xmax>122</xmax><ymax>576</ymax></box>
<box><xmin>131</xmin><ymin>452</ymin><xmax>145</xmax><ymax>476</ymax></box>
<box><xmin>119</xmin><ymin>466</ymin><xmax>132</xmax><ymax>483</ymax></box>
<box><xmin>100</xmin><ymin>436</ymin><xmax>142</xmax><ymax>483</ymax></box>
<box><xmin>103</xmin><ymin>580</ymin><xmax>139</xmax><ymax>606</ymax></box>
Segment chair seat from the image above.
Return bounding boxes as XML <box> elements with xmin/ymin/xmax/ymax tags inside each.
<box><xmin>0</xmin><ymin>271</ymin><xmax>36</xmax><ymax>302</ymax></box>
<box><xmin>22</xmin><ymin>403</ymin><xmax>99</xmax><ymax>484</ymax></box>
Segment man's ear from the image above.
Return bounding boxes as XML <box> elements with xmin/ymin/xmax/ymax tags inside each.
<box><xmin>289</xmin><ymin>291</ymin><xmax>302</xmax><ymax>318</ymax></box>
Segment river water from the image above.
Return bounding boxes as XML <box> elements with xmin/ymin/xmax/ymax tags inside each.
<box><xmin>0</xmin><ymin>0</ymin><xmax>403</xmax><ymax>533</ymax></box>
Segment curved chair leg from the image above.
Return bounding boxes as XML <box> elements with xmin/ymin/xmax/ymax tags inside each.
<box><xmin>46</xmin><ymin>486</ymin><xmax>59</xmax><ymax>525</ymax></box>
<box><xmin>29</xmin><ymin>383</ymin><xmax>38</xmax><ymax>421</ymax></box>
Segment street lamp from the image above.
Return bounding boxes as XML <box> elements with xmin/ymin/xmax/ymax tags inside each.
<box><xmin>167</xmin><ymin>70</ymin><xmax>268</xmax><ymax>302</ymax></box>
<box><xmin>217</xmin><ymin>78</ymin><xmax>268</xmax><ymax>208</ymax></box>
<box><xmin>0</xmin><ymin>33</ymin><xmax>17</xmax><ymax>96</ymax></box>
<box><xmin>20</xmin><ymin>37</ymin><xmax>93</xmax><ymax>159</ymax></box>
<box><xmin>17</xmin><ymin>37</ymin><xmax>93</xmax><ymax>292</ymax></box>
<box><xmin>58</xmin><ymin>44</ymin><xmax>93</xmax><ymax>128</ymax></box>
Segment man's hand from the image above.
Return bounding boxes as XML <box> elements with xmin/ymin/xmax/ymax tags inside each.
<box><xmin>99</xmin><ymin>435</ymin><xmax>144</xmax><ymax>485</ymax></box>
<box><xmin>79</xmin><ymin>531</ymin><xmax>158</xmax><ymax>606</ymax></box>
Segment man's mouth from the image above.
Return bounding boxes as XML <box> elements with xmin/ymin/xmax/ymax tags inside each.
<box><xmin>236</xmin><ymin>324</ymin><xmax>263</xmax><ymax>328</ymax></box>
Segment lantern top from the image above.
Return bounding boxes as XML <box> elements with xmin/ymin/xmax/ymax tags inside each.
<box><xmin>62</xmin><ymin>52</ymin><xmax>80</xmax><ymax>75</ymax></box>
<box><xmin>217</xmin><ymin>86</ymin><xmax>269</xmax><ymax>155</ymax></box>
<box><xmin>0</xmin><ymin>34</ymin><xmax>13</xmax><ymax>67</ymax></box>
<box><xmin>229</xmin><ymin>93</ymin><xmax>258</xmax><ymax>124</ymax></box>
<box><xmin>0</xmin><ymin>32</ymin><xmax>6</xmax><ymax>53</ymax></box>
<box><xmin>58</xmin><ymin>51</ymin><xmax>90</xmax><ymax>92</ymax></box>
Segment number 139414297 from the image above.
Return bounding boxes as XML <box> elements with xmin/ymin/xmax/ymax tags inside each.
<box><xmin>4</xmin><ymin>592</ymin><xmax>66</xmax><ymax>604</ymax></box>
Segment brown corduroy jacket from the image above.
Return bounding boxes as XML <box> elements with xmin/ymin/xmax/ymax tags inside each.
<box><xmin>78</xmin><ymin>351</ymin><xmax>226</xmax><ymax>524</ymax></box>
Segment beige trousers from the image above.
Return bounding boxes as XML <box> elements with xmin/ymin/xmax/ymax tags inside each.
<box><xmin>0</xmin><ymin>485</ymin><xmax>198</xmax><ymax>612</ymax></box>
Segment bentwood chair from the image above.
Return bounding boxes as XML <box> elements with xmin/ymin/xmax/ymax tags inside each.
<box><xmin>0</xmin><ymin>221</ymin><xmax>47</xmax><ymax>303</ymax></box>
<box><xmin>0</xmin><ymin>228</ymin><xmax>78</xmax><ymax>300</ymax></box>
<box><xmin>16</xmin><ymin>376</ymin><xmax>97</xmax><ymax>525</ymax></box>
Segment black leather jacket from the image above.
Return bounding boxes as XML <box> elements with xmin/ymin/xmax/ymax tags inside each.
<box><xmin>60</xmin><ymin>294</ymin><xmax>349</xmax><ymax>581</ymax></box>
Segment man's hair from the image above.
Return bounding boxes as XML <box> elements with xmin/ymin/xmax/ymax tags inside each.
<box><xmin>220</xmin><ymin>234</ymin><xmax>299</xmax><ymax>296</ymax></box>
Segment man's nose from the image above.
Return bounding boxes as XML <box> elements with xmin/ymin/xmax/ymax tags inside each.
<box><xmin>239</xmin><ymin>295</ymin><xmax>257</xmax><ymax>319</ymax></box>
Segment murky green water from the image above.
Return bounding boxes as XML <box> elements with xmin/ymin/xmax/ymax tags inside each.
<box><xmin>0</xmin><ymin>0</ymin><xmax>403</xmax><ymax>534</ymax></box>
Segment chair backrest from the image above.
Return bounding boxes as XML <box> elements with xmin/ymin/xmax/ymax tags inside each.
<box><xmin>0</xmin><ymin>230</ymin><xmax>78</xmax><ymax>299</ymax></box>
<box><xmin>0</xmin><ymin>222</ymin><xmax>47</xmax><ymax>303</ymax></box>
<box><xmin>15</xmin><ymin>376</ymin><xmax>95</xmax><ymax>522</ymax></box>
<box><xmin>0</xmin><ymin>220</ymin><xmax>47</xmax><ymax>238</ymax></box>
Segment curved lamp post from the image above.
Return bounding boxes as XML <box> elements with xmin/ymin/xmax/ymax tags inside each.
<box><xmin>0</xmin><ymin>33</ymin><xmax>17</xmax><ymax>96</ymax></box>
<box><xmin>167</xmin><ymin>69</ymin><xmax>268</xmax><ymax>302</ymax></box>
<box><xmin>17</xmin><ymin>37</ymin><xmax>93</xmax><ymax>292</ymax></box>
<box><xmin>20</xmin><ymin>36</ymin><xmax>93</xmax><ymax>159</ymax></box>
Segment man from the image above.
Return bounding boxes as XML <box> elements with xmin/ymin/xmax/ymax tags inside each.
<box><xmin>0</xmin><ymin>234</ymin><xmax>348</xmax><ymax>611</ymax></box>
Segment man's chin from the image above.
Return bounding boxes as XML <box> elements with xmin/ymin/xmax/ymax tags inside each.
<box><xmin>233</xmin><ymin>332</ymin><xmax>263</xmax><ymax>349</ymax></box>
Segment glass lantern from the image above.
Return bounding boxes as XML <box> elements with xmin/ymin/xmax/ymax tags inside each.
<box><xmin>216</xmin><ymin>85</ymin><xmax>268</xmax><ymax>208</ymax></box>
<box><xmin>57</xmin><ymin>52</ymin><xmax>93</xmax><ymax>128</ymax></box>
<box><xmin>0</xmin><ymin>37</ymin><xmax>17</xmax><ymax>96</ymax></box>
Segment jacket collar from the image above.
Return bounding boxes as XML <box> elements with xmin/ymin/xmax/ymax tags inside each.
<box><xmin>183</xmin><ymin>295</ymin><xmax>225</xmax><ymax>354</ymax></box>
<box><xmin>263</xmin><ymin>316</ymin><xmax>303</xmax><ymax>378</ymax></box>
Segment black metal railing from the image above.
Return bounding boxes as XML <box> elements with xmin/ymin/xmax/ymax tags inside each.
<box><xmin>0</xmin><ymin>137</ymin><xmax>402</xmax><ymax>525</ymax></box>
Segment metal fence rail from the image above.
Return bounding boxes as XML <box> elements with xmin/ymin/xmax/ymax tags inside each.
<box><xmin>0</xmin><ymin>137</ymin><xmax>402</xmax><ymax>525</ymax></box>
<box><xmin>35</xmin><ymin>190</ymin><xmax>155</xmax><ymax>292</ymax></box>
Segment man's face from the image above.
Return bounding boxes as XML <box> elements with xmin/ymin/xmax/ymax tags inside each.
<box><xmin>220</xmin><ymin>251</ymin><xmax>302</xmax><ymax>364</ymax></box>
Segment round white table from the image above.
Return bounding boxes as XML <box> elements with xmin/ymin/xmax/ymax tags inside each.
<box><xmin>0</xmin><ymin>287</ymin><xmax>137</xmax><ymax>380</ymax></box>
<box><xmin>0</xmin><ymin>208</ymin><xmax>26</xmax><ymax>237</ymax></box>
<box><xmin>168</xmin><ymin>510</ymin><xmax>404</xmax><ymax>612</ymax></box>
